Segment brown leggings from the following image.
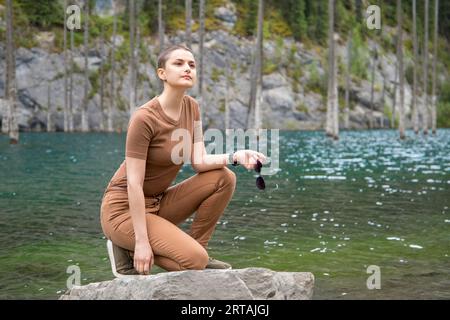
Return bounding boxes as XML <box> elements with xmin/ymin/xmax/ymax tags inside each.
<box><xmin>100</xmin><ymin>167</ymin><xmax>236</xmax><ymax>271</ymax></box>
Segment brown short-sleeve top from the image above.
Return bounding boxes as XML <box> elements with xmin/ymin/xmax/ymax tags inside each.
<box><xmin>105</xmin><ymin>95</ymin><xmax>203</xmax><ymax>197</ymax></box>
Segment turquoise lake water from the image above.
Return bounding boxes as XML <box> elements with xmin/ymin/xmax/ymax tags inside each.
<box><xmin>0</xmin><ymin>130</ymin><xmax>449</xmax><ymax>299</ymax></box>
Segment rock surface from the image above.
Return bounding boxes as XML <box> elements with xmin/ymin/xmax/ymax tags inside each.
<box><xmin>59</xmin><ymin>267</ymin><xmax>314</xmax><ymax>300</ymax></box>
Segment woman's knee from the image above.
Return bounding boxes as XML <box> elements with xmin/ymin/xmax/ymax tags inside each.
<box><xmin>219</xmin><ymin>167</ymin><xmax>236</xmax><ymax>189</ymax></box>
<box><xmin>182</xmin><ymin>246</ymin><xmax>209</xmax><ymax>270</ymax></box>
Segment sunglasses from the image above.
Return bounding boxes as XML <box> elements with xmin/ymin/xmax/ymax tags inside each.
<box><xmin>255</xmin><ymin>159</ymin><xmax>265</xmax><ymax>190</ymax></box>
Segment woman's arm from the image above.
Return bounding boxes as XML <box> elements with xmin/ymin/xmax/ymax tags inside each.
<box><xmin>191</xmin><ymin>140</ymin><xmax>228</xmax><ymax>172</ymax></box>
<box><xmin>191</xmin><ymin>140</ymin><xmax>266</xmax><ymax>172</ymax></box>
<box><xmin>190</xmin><ymin>99</ymin><xmax>265</xmax><ymax>172</ymax></box>
<box><xmin>126</xmin><ymin>156</ymin><xmax>153</xmax><ymax>274</ymax></box>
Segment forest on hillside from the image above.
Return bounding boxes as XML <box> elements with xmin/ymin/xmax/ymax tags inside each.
<box><xmin>1</xmin><ymin>0</ymin><xmax>449</xmax><ymax>142</ymax></box>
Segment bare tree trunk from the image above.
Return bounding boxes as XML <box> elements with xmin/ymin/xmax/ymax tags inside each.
<box><xmin>135</xmin><ymin>23</ymin><xmax>140</xmax><ymax>106</ymax></box>
<box><xmin>99</xmin><ymin>26</ymin><xmax>105</xmax><ymax>132</ymax></box>
<box><xmin>47</xmin><ymin>81</ymin><xmax>52</xmax><ymax>132</ymax></box>
<box><xmin>246</xmin><ymin>0</ymin><xmax>264</xmax><ymax>129</ymax></box>
<box><xmin>158</xmin><ymin>0</ymin><xmax>164</xmax><ymax>52</ymax></box>
<box><xmin>332</xmin><ymin>34</ymin><xmax>339</xmax><ymax>140</ymax></box>
<box><xmin>198</xmin><ymin>0</ymin><xmax>205</xmax><ymax>104</ymax></box>
<box><xmin>397</xmin><ymin>0</ymin><xmax>405</xmax><ymax>139</ymax></box>
<box><xmin>423</xmin><ymin>0</ymin><xmax>429</xmax><ymax>135</ymax></box>
<box><xmin>5</xmin><ymin>0</ymin><xmax>18</xmax><ymax>143</ymax></box>
<box><xmin>369</xmin><ymin>46</ymin><xmax>377</xmax><ymax>129</ymax></box>
<box><xmin>326</xmin><ymin>0</ymin><xmax>335</xmax><ymax>137</ymax></box>
<box><xmin>380</xmin><ymin>77</ymin><xmax>386</xmax><ymax>128</ymax></box>
<box><xmin>129</xmin><ymin>0</ymin><xmax>136</xmax><ymax>115</ymax></box>
<box><xmin>108</xmin><ymin>0</ymin><xmax>117</xmax><ymax>132</ymax></box>
<box><xmin>224</xmin><ymin>51</ymin><xmax>230</xmax><ymax>131</ymax></box>
<box><xmin>185</xmin><ymin>0</ymin><xmax>192</xmax><ymax>48</ymax></box>
<box><xmin>1</xmin><ymin>96</ymin><xmax>9</xmax><ymax>134</ymax></box>
<box><xmin>344</xmin><ymin>33</ymin><xmax>351</xmax><ymax>130</ymax></box>
<box><xmin>81</xmin><ymin>0</ymin><xmax>90</xmax><ymax>132</ymax></box>
<box><xmin>412</xmin><ymin>0</ymin><xmax>419</xmax><ymax>134</ymax></box>
<box><xmin>69</xmin><ymin>28</ymin><xmax>74</xmax><ymax>132</ymax></box>
<box><xmin>158</xmin><ymin>0</ymin><xmax>164</xmax><ymax>92</ymax></box>
<box><xmin>431</xmin><ymin>0</ymin><xmax>439</xmax><ymax>135</ymax></box>
<box><xmin>1</xmin><ymin>100</ymin><xmax>9</xmax><ymax>135</ymax></box>
<box><xmin>392</xmin><ymin>60</ymin><xmax>398</xmax><ymax>129</ymax></box>
<box><xmin>254</xmin><ymin>0</ymin><xmax>264</xmax><ymax>130</ymax></box>
<box><xmin>63</xmin><ymin>0</ymin><xmax>68</xmax><ymax>132</ymax></box>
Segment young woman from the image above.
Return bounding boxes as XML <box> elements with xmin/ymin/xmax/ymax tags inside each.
<box><xmin>100</xmin><ymin>45</ymin><xmax>266</xmax><ymax>275</ymax></box>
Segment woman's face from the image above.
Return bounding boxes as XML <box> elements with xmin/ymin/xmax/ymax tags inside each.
<box><xmin>158</xmin><ymin>49</ymin><xmax>197</xmax><ymax>89</ymax></box>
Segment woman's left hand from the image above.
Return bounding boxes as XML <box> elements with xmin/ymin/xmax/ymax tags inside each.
<box><xmin>234</xmin><ymin>150</ymin><xmax>267</xmax><ymax>170</ymax></box>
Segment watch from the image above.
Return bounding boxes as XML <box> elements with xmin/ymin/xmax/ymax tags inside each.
<box><xmin>228</xmin><ymin>152</ymin><xmax>238</xmax><ymax>166</ymax></box>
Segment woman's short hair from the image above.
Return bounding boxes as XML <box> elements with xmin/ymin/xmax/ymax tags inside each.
<box><xmin>157</xmin><ymin>45</ymin><xmax>194</xmax><ymax>69</ymax></box>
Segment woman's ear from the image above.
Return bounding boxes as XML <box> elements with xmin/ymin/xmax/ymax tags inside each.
<box><xmin>157</xmin><ymin>68</ymin><xmax>166</xmax><ymax>81</ymax></box>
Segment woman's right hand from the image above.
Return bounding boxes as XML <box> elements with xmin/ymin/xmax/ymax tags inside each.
<box><xmin>234</xmin><ymin>150</ymin><xmax>267</xmax><ymax>170</ymax></box>
<box><xmin>134</xmin><ymin>240</ymin><xmax>154</xmax><ymax>275</ymax></box>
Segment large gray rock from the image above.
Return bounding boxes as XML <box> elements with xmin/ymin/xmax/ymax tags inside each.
<box><xmin>60</xmin><ymin>268</ymin><xmax>314</xmax><ymax>300</ymax></box>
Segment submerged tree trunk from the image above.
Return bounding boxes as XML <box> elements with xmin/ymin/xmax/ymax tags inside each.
<box><xmin>0</xmin><ymin>98</ymin><xmax>6</xmax><ymax>134</ymax></box>
<box><xmin>397</xmin><ymin>0</ymin><xmax>405</xmax><ymax>140</ymax></box>
<box><xmin>63</xmin><ymin>0</ymin><xmax>68</xmax><ymax>132</ymax></box>
<box><xmin>412</xmin><ymin>0</ymin><xmax>419</xmax><ymax>134</ymax></box>
<box><xmin>69</xmin><ymin>28</ymin><xmax>74</xmax><ymax>132</ymax></box>
<box><xmin>224</xmin><ymin>51</ymin><xmax>230</xmax><ymax>131</ymax></box>
<box><xmin>5</xmin><ymin>0</ymin><xmax>18</xmax><ymax>143</ymax></box>
<box><xmin>246</xmin><ymin>0</ymin><xmax>264</xmax><ymax>129</ymax></box>
<box><xmin>99</xmin><ymin>26</ymin><xmax>105</xmax><ymax>132</ymax></box>
<box><xmin>369</xmin><ymin>46</ymin><xmax>377</xmax><ymax>129</ymax></box>
<box><xmin>326</xmin><ymin>0</ymin><xmax>335</xmax><ymax>138</ymax></box>
<box><xmin>47</xmin><ymin>81</ymin><xmax>52</xmax><ymax>132</ymax></box>
<box><xmin>423</xmin><ymin>0</ymin><xmax>429</xmax><ymax>135</ymax></box>
<box><xmin>81</xmin><ymin>0</ymin><xmax>90</xmax><ymax>132</ymax></box>
<box><xmin>198</xmin><ymin>0</ymin><xmax>205</xmax><ymax>106</ymax></box>
<box><xmin>135</xmin><ymin>24</ymin><xmax>140</xmax><ymax>107</ymax></box>
<box><xmin>332</xmin><ymin>34</ymin><xmax>339</xmax><ymax>140</ymax></box>
<box><xmin>158</xmin><ymin>0</ymin><xmax>164</xmax><ymax>52</ymax></box>
<box><xmin>431</xmin><ymin>0</ymin><xmax>439</xmax><ymax>135</ymax></box>
<box><xmin>129</xmin><ymin>0</ymin><xmax>136</xmax><ymax>116</ymax></box>
<box><xmin>392</xmin><ymin>59</ymin><xmax>398</xmax><ymax>129</ymax></box>
<box><xmin>158</xmin><ymin>0</ymin><xmax>164</xmax><ymax>92</ymax></box>
<box><xmin>344</xmin><ymin>33</ymin><xmax>351</xmax><ymax>130</ymax></box>
<box><xmin>381</xmin><ymin>77</ymin><xmax>386</xmax><ymax>128</ymax></box>
<box><xmin>185</xmin><ymin>0</ymin><xmax>192</xmax><ymax>48</ymax></box>
<box><xmin>254</xmin><ymin>0</ymin><xmax>264</xmax><ymax>130</ymax></box>
<box><xmin>108</xmin><ymin>0</ymin><xmax>117</xmax><ymax>132</ymax></box>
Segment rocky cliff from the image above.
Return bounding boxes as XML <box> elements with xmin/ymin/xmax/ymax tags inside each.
<box><xmin>0</xmin><ymin>3</ymin><xmax>445</xmax><ymax>132</ymax></box>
